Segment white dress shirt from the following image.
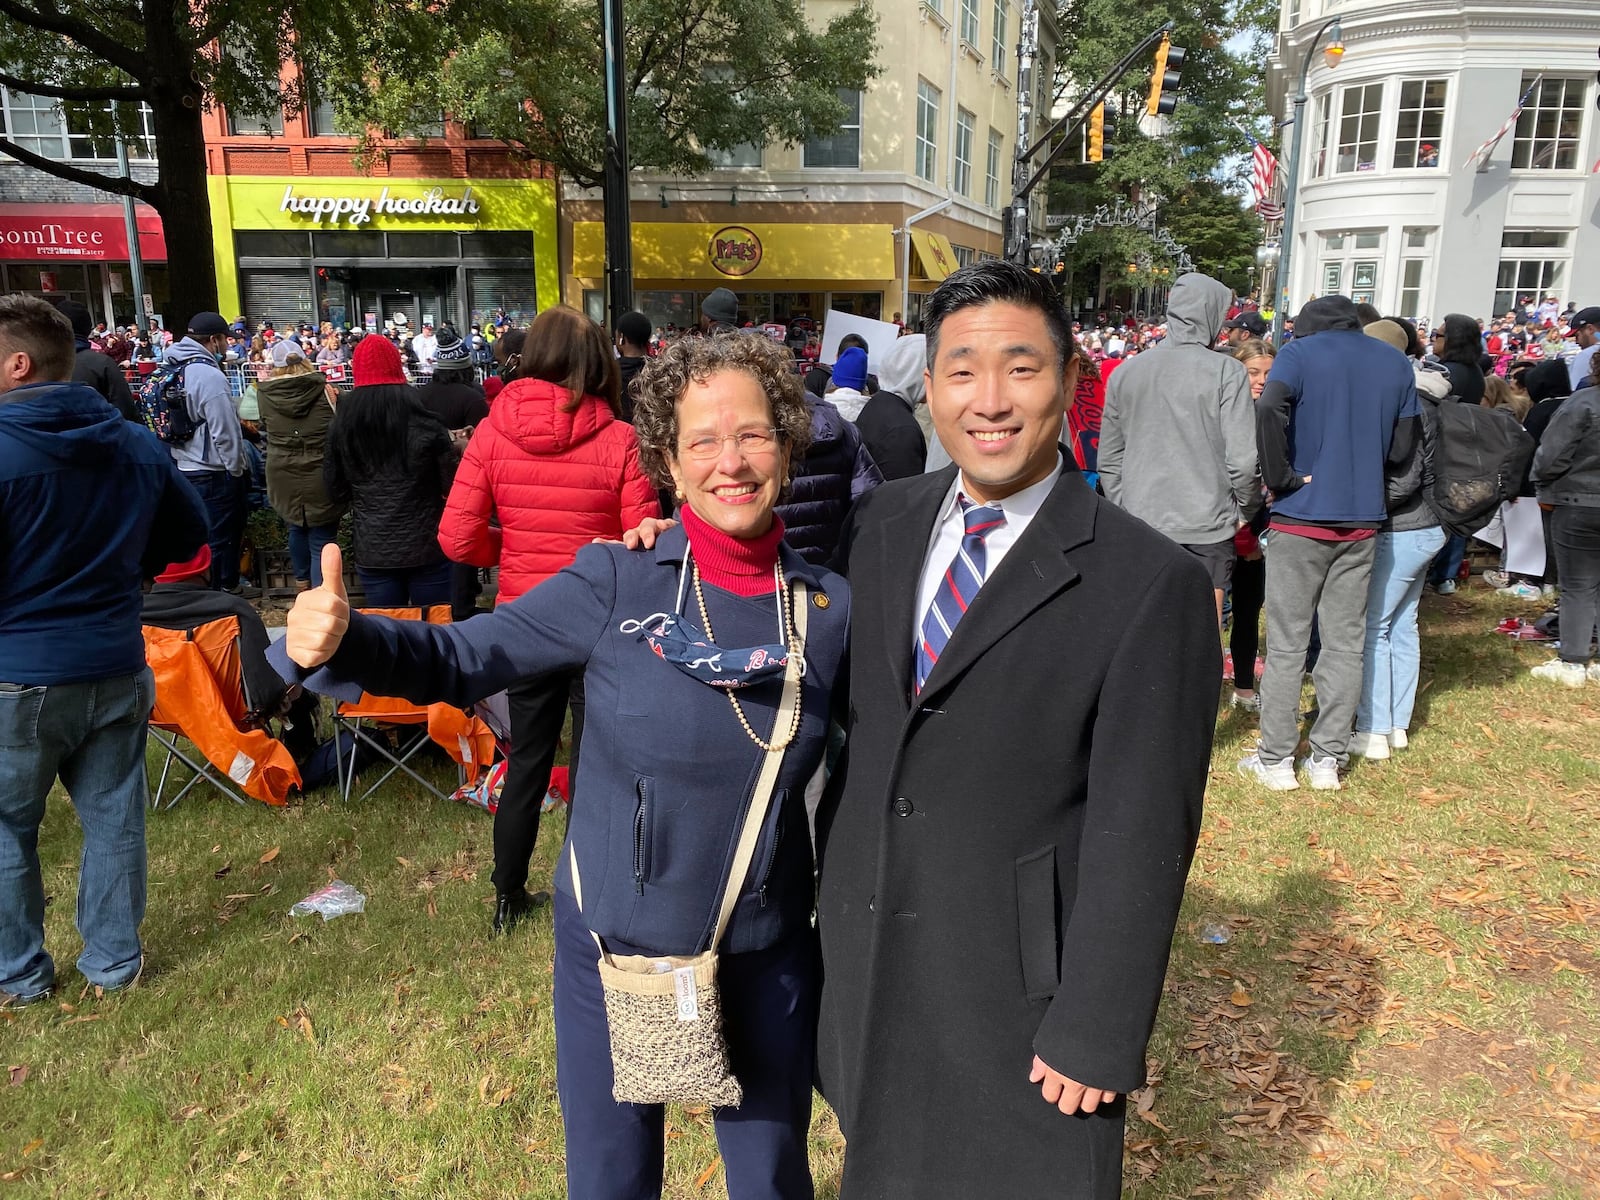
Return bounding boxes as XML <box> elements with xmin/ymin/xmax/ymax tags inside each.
<box><xmin>912</xmin><ymin>456</ymin><xmax>1064</xmax><ymax>655</ymax></box>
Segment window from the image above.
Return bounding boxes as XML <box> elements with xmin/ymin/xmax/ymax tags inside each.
<box><xmin>1323</xmin><ymin>233</ymin><xmax>1345</xmax><ymax>250</ymax></box>
<box><xmin>992</xmin><ymin>0</ymin><xmax>1008</xmax><ymax>77</ymax></box>
<box><xmin>2</xmin><ymin>89</ymin><xmax>65</xmax><ymax>157</ymax></box>
<box><xmin>1392</xmin><ymin>79</ymin><xmax>1447</xmax><ymax>169</ymax></box>
<box><xmin>804</xmin><ymin>88</ymin><xmax>862</xmax><ymax>168</ymax></box>
<box><xmin>1405</xmin><ymin>227</ymin><xmax>1431</xmax><ymax>250</ymax></box>
<box><xmin>1322</xmin><ymin>262</ymin><xmax>1342</xmax><ymax>293</ymax></box>
<box><xmin>953</xmin><ymin>245</ymin><xmax>976</xmax><ymax>268</ymax></box>
<box><xmin>1310</xmin><ymin>92</ymin><xmax>1332</xmax><ymax>179</ymax></box>
<box><xmin>1285</xmin><ymin>0</ymin><xmax>1302</xmax><ymax>27</ymax></box>
<box><xmin>1494</xmin><ymin>230</ymin><xmax>1570</xmax><ymax>315</ymax></box>
<box><xmin>916</xmin><ymin>79</ymin><xmax>940</xmax><ymax>182</ymax></box>
<box><xmin>960</xmin><ymin>0</ymin><xmax>980</xmax><ymax>47</ymax></box>
<box><xmin>0</xmin><ymin>92</ymin><xmax>155</xmax><ymax>160</ymax></box>
<box><xmin>1335</xmin><ymin>83</ymin><xmax>1383</xmax><ymax>173</ymax></box>
<box><xmin>236</xmin><ymin>232</ymin><xmax>310</xmax><ymax>259</ymax></box>
<box><xmin>307</xmin><ymin>93</ymin><xmax>339</xmax><ymax>137</ymax></box>
<box><xmin>954</xmin><ymin>108</ymin><xmax>975</xmax><ymax>196</ymax></box>
<box><xmin>985</xmin><ymin>127</ymin><xmax>1003</xmax><ymax>209</ymax></box>
<box><xmin>229</xmin><ymin>102</ymin><xmax>283</xmax><ymax>136</ymax></box>
<box><xmin>704</xmin><ymin>65</ymin><xmax>762</xmax><ymax>167</ymax></box>
<box><xmin>924</xmin><ymin>0</ymin><xmax>944</xmax><ymax>16</ymax></box>
<box><xmin>1353</xmin><ymin>231</ymin><xmax>1380</xmax><ymax>250</ymax></box>
<box><xmin>1510</xmin><ymin>76</ymin><xmax>1585</xmax><ymax>170</ymax></box>
<box><xmin>461</xmin><ymin>232</ymin><xmax>532</xmax><ymax>258</ymax></box>
<box><xmin>1399</xmin><ymin>259</ymin><xmax>1426</xmax><ymax>320</ymax></box>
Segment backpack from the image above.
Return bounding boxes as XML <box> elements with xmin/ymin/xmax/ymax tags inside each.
<box><xmin>1425</xmin><ymin>401</ymin><xmax>1535</xmax><ymax>537</ymax></box>
<box><xmin>137</xmin><ymin>362</ymin><xmax>202</xmax><ymax>445</ymax></box>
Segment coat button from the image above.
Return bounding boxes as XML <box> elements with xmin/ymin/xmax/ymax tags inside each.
<box><xmin>893</xmin><ymin>797</ymin><xmax>913</xmax><ymax>817</ymax></box>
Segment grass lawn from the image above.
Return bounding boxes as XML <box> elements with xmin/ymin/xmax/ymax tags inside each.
<box><xmin>3</xmin><ymin>586</ymin><xmax>1597</xmax><ymax>1198</ymax></box>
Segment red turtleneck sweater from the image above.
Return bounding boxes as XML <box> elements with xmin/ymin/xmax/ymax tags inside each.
<box><xmin>680</xmin><ymin>506</ymin><xmax>785</xmax><ymax>597</ymax></box>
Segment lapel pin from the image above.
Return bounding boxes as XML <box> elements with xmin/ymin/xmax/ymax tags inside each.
<box><xmin>813</xmin><ymin>593</ymin><xmax>831</xmax><ymax>609</ymax></box>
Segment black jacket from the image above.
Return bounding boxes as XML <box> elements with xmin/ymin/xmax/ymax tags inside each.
<box><xmin>325</xmin><ymin>412</ymin><xmax>458</xmax><ymax>569</ymax></box>
<box><xmin>853</xmin><ymin>390</ymin><xmax>926</xmax><ymax>481</ymax></box>
<box><xmin>416</xmin><ymin>378</ymin><xmax>489</xmax><ymax>432</ymax></box>
<box><xmin>72</xmin><ymin>343</ymin><xmax>138</xmax><ymax>422</ymax></box>
<box><xmin>815</xmin><ymin>464</ymin><xmax>1216</xmax><ymax>1199</ymax></box>
<box><xmin>617</xmin><ymin>355</ymin><xmax>647</xmax><ymax>423</ymax></box>
<box><xmin>1532</xmin><ymin>385</ymin><xmax>1600</xmax><ymax>508</ymax></box>
<box><xmin>774</xmin><ymin>396</ymin><xmax>882</xmax><ymax>564</ymax></box>
<box><xmin>1439</xmin><ymin>358</ymin><xmax>1486</xmax><ymax>407</ymax></box>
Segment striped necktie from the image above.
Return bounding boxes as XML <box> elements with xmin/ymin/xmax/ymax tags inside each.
<box><xmin>914</xmin><ymin>497</ymin><xmax>1006</xmax><ymax>694</ymax></box>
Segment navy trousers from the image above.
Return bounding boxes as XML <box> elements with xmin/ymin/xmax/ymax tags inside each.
<box><xmin>552</xmin><ymin>890</ymin><xmax>818</xmax><ymax>1200</ymax></box>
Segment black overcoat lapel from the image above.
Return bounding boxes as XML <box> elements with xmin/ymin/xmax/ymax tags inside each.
<box><xmin>874</xmin><ymin>467</ymin><xmax>957</xmax><ymax>704</ymax></box>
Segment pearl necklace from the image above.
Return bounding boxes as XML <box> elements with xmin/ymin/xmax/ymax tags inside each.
<box><xmin>692</xmin><ymin>563</ymin><xmax>802</xmax><ymax>753</ymax></box>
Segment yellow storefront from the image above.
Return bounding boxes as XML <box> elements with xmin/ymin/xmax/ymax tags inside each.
<box><xmin>568</xmin><ymin>220</ymin><xmax>908</xmax><ymax>331</ymax></box>
<box><xmin>208</xmin><ymin>176</ymin><xmax>558</xmax><ymax>332</ymax></box>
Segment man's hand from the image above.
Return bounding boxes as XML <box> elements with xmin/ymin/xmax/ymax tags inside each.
<box><xmin>1030</xmin><ymin>1056</ymin><xmax>1118</xmax><ymax>1116</ymax></box>
<box><xmin>619</xmin><ymin>516</ymin><xmax>678</xmax><ymax>551</ymax></box>
<box><xmin>285</xmin><ymin>543</ymin><xmax>350</xmax><ymax>669</ymax></box>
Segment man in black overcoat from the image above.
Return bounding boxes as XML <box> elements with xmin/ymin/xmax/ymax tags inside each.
<box><xmin>815</xmin><ymin>261</ymin><xmax>1219</xmax><ymax>1198</ymax></box>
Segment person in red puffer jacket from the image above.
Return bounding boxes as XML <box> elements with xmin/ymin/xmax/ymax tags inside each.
<box><xmin>439</xmin><ymin>305</ymin><xmax>659</xmax><ymax>933</ymax></box>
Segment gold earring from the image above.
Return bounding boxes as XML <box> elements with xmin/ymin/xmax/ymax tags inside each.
<box><xmin>674</xmin><ymin>489</ymin><xmax>685</xmax><ymax>501</ymax></box>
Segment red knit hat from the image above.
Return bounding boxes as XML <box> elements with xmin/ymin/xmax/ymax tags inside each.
<box><xmin>156</xmin><ymin>543</ymin><xmax>212</xmax><ymax>584</ymax></box>
<box><xmin>352</xmin><ymin>335</ymin><xmax>407</xmax><ymax>387</ymax></box>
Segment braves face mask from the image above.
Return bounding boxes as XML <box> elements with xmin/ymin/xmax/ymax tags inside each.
<box><xmin>616</xmin><ymin>552</ymin><xmax>799</xmax><ymax>690</ymax></box>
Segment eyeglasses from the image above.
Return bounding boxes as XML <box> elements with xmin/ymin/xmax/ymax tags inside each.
<box><xmin>679</xmin><ymin>428</ymin><xmax>780</xmax><ymax>460</ymax></box>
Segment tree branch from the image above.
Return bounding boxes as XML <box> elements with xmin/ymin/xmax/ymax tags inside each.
<box><xmin>0</xmin><ymin>70</ymin><xmax>146</xmax><ymax>102</ymax></box>
<box><xmin>0</xmin><ymin>136</ymin><xmax>157</xmax><ymax>202</ymax></box>
<box><xmin>0</xmin><ymin>0</ymin><xmax>148</xmax><ymax>78</ymax></box>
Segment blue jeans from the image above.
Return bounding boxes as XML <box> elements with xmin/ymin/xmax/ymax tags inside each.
<box><xmin>0</xmin><ymin>668</ymin><xmax>153</xmax><ymax>998</ymax></box>
<box><xmin>1428</xmin><ymin>532</ymin><xmax>1467</xmax><ymax>587</ymax></box>
<box><xmin>287</xmin><ymin>522</ymin><xmax>341</xmax><ymax>586</ymax></box>
<box><xmin>357</xmin><ymin>562</ymin><xmax>453</xmax><ymax>607</ymax></box>
<box><xmin>1358</xmin><ymin>527</ymin><xmax>1447</xmax><ymax>736</ymax></box>
<box><xmin>185</xmin><ymin>469</ymin><xmax>247</xmax><ymax>590</ymax></box>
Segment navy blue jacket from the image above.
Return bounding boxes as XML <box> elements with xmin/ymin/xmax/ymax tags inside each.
<box><xmin>777</xmin><ymin>396</ymin><xmax>882</xmax><ymax>564</ymax></box>
<box><xmin>1257</xmin><ymin>296</ymin><xmax>1420</xmax><ymax>526</ymax></box>
<box><xmin>271</xmin><ymin>525</ymin><xmax>849</xmax><ymax>956</ymax></box>
<box><xmin>0</xmin><ymin>380</ymin><xmax>209</xmax><ymax>685</ymax></box>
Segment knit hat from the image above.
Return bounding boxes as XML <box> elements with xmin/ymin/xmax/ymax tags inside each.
<box><xmin>187</xmin><ymin>311</ymin><xmax>230</xmax><ymax>337</ymax></box>
<box><xmin>55</xmin><ymin>299</ymin><xmax>93</xmax><ymax>339</ymax></box>
<box><xmin>352</xmin><ymin>334</ymin><xmax>408</xmax><ymax>386</ymax></box>
<box><xmin>833</xmin><ymin>346</ymin><xmax>868</xmax><ymax>391</ymax></box>
<box><xmin>433</xmin><ymin>325</ymin><xmax>471</xmax><ymax>368</ymax></box>
<box><xmin>156</xmin><ymin>544</ymin><xmax>212</xmax><ymax>584</ymax></box>
<box><xmin>1363</xmin><ymin>320</ymin><xmax>1409</xmax><ymax>354</ymax></box>
<box><xmin>702</xmin><ymin>288</ymin><xmax>739</xmax><ymax>326</ymax></box>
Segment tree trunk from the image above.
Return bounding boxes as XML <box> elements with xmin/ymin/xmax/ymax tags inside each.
<box><xmin>143</xmin><ymin>11</ymin><xmax>219</xmax><ymax>332</ymax></box>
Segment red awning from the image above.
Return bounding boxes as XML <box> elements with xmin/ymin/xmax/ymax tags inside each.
<box><xmin>0</xmin><ymin>202</ymin><xmax>167</xmax><ymax>263</ymax></box>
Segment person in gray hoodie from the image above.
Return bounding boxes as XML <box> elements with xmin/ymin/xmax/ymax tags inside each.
<box><xmin>165</xmin><ymin>312</ymin><xmax>252</xmax><ymax>592</ymax></box>
<box><xmin>854</xmin><ymin>334</ymin><xmax>927</xmax><ymax>479</ymax></box>
<box><xmin>1098</xmin><ymin>272</ymin><xmax>1262</xmax><ymax>623</ymax></box>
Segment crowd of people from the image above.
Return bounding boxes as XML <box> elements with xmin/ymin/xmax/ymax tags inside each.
<box><xmin>3</xmin><ymin>260</ymin><xmax>1597</xmax><ymax>1199</ymax></box>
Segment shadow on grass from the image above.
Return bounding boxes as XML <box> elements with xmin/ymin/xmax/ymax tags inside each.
<box><xmin>1127</xmin><ymin>870</ymin><xmax>1387</xmax><ymax>1198</ymax></box>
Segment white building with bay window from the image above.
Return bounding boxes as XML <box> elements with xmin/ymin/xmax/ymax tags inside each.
<box><xmin>1267</xmin><ymin>0</ymin><xmax>1600</xmax><ymax>324</ymax></box>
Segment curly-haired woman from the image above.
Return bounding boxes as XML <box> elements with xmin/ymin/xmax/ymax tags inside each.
<box><xmin>278</xmin><ymin>331</ymin><xmax>849</xmax><ymax>1199</ymax></box>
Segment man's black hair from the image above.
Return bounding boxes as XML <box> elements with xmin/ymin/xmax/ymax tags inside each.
<box><xmin>1354</xmin><ymin>301</ymin><xmax>1382</xmax><ymax>327</ymax></box>
<box><xmin>923</xmin><ymin>260</ymin><xmax>1074</xmax><ymax>374</ymax></box>
<box><xmin>1383</xmin><ymin>315</ymin><xmax>1423</xmax><ymax>358</ymax></box>
<box><xmin>838</xmin><ymin>332</ymin><xmax>870</xmax><ymax>354</ymax></box>
<box><xmin>616</xmin><ymin>310</ymin><xmax>652</xmax><ymax>350</ymax></box>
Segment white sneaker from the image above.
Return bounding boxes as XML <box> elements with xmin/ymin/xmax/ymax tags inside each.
<box><xmin>1498</xmin><ymin>582</ymin><xmax>1542</xmax><ymax>600</ymax></box>
<box><xmin>1436</xmin><ymin>579</ymin><xmax>1457</xmax><ymax>596</ymax></box>
<box><xmin>1589</xmin><ymin>663</ymin><xmax>1600</xmax><ymax>685</ymax></box>
<box><xmin>1348</xmin><ymin>731</ymin><xmax>1391</xmax><ymax>760</ymax></box>
<box><xmin>1531</xmin><ymin>659</ymin><xmax>1589</xmax><ymax>688</ymax></box>
<box><xmin>1237</xmin><ymin>753</ymin><xmax>1299</xmax><ymax>791</ymax></box>
<box><xmin>1230</xmin><ymin>691</ymin><xmax>1262</xmax><ymax>713</ymax></box>
<box><xmin>1300</xmin><ymin>754</ymin><xmax>1342</xmax><ymax>790</ymax></box>
<box><xmin>1389</xmin><ymin>728</ymin><xmax>1409</xmax><ymax>750</ymax></box>
<box><xmin>1482</xmin><ymin>569</ymin><xmax>1511</xmax><ymax>590</ymax></box>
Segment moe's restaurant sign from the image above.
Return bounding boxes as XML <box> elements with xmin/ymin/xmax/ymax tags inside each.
<box><xmin>708</xmin><ymin>225</ymin><xmax>762</xmax><ymax>276</ymax></box>
<box><xmin>572</xmin><ymin>222</ymin><xmax>895</xmax><ymax>282</ymax></box>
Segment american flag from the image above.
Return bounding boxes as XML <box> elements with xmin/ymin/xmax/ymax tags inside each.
<box><xmin>1250</xmin><ymin>141</ymin><xmax>1278</xmax><ymax>205</ymax></box>
<box><xmin>1257</xmin><ymin>200</ymin><xmax>1284</xmax><ymax>222</ymax></box>
<box><xmin>1463</xmin><ymin>75</ymin><xmax>1540</xmax><ymax>173</ymax></box>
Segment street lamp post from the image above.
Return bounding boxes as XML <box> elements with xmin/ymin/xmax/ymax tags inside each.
<box><xmin>1272</xmin><ymin>15</ymin><xmax>1343</xmax><ymax>344</ymax></box>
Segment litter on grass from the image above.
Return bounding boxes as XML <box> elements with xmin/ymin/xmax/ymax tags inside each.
<box><xmin>290</xmin><ymin>880</ymin><xmax>366</xmax><ymax>920</ymax></box>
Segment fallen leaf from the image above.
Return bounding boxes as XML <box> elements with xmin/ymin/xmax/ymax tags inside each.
<box><xmin>695</xmin><ymin>1156</ymin><xmax>722</xmax><ymax>1189</ymax></box>
<box><xmin>1229</xmin><ymin>987</ymin><xmax>1253</xmax><ymax>1007</ymax></box>
<box><xmin>297</xmin><ymin>1012</ymin><xmax>315</xmax><ymax>1044</ymax></box>
<box><xmin>259</xmin><ymin>846</ymin><xmax>280</xmax><ymax>865</ymax></box>
<box><xmin>176</xmin><ymin>1104</ymin><xmax>206</xmax><ymax>1120</ymax></box>
<box><xmin>1476</xmin><ymin>723</ymin><xmax>1498</xmax><ymax>743</ymax></box>
<box><xmin>8</xmin><ymin>1065</ymin><xmax>28</xmax><ymax>1086</ymax></box>
<box><xmin>395</xmin><ymin>856</ymin><xmax>411</xmax><ymax>867</ymax></box>
<box><xmin>21</xmin><ymin>1138</ymin><xmax>42</xmax><ymax>1157</ymax></box>
<box><xmin>213</xmin><ymin>864</ymin><xmax>232</xmax><ymax>879</ymax></box>
<box><xmin>210</xmin><ymin>844</ymin><xmax>221</xmax><ymax>854</ymax></box>
<box><xmin>60</xmin><ymin>1014</ymin><xmax>101</xmax><ymax>1026</ymax></box>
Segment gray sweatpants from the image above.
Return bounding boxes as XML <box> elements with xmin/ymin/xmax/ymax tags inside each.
<box><xmin>1259</xmin><ymin>531</ymin><xmax>1376</xmax><ymax>767</ymax></box>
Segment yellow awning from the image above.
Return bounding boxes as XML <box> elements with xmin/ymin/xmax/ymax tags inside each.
<box><xmin>910</xmin><ymin>230</ymin><xmax>957</xmax><ymax>281</ymax></box>
<box><xmin>571</xmin><ymin>222</ymin><xmax>895</xmax><ymax>282</ymax></box>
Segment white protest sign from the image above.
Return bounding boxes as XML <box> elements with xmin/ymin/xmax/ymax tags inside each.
<box><xmin>819</xmin><ymin>310</ymin><xmax>903</xmax><ymax>373</ymax></box>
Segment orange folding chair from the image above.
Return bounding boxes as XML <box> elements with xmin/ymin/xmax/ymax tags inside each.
<box><xmin>329</xmin><ymin>605</ymin><xmax>496</xmax><ymax>803</ymax></box>
<box><xmin>142</xmin><ymin>616</ymin><xmax>302</xmax><ymax>809</ymax></box>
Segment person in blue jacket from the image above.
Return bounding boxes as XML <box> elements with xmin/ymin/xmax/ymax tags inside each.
<box><xmin>0</xmin><ymin>295</ymin><xmax>209</xmax><ymax>1007</ymax></box>
<box><xmin>272</xmin><ymin>331</ymin><xmax>849</xmax><ymax>1200</ymax></box>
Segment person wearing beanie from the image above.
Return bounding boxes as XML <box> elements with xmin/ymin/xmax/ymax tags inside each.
<box><xmin>826</xmin><ymin>345</ymin><xmax>870</xmax><ymax>421</ymax></box>
<box><xmin>699</xmin><ymin>287</ymin><xmax>740</xmax><ymax>334</ymax></box>
<box><xmin>416</xmin><ymin>325</ymin><xmax>491</xmax><ymax>619</ymax></box>
<box><xmin>325</xmin><ymin>336</ymin><xmax>458</xmax><ymax>606</ymax></box>
<box><xmin>55</xmin><ymin>299</ymin><xmax>139</xmax><ymax>422</ymax></box>
<box><xmin>167</xmin><ymin>310</ymin><xmax>254</xmax><ymax>593</ymax></box>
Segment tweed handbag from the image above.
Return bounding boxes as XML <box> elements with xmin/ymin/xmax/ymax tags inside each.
<box><xmin>570</xmin><ymin>581</ymin><xmax>809</xmax><ymax>1107</ymax></box>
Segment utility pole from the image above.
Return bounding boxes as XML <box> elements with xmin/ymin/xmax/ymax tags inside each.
<box><xmin>114</xmin><ymin>132</ymin><xmax>149</xmax><ymax>334</ymax></box>
<box><xmin>600</xmin><ymin>0</ymin><xmax>633</xmax><ymax>329</ymax></box>
<box><xmin>1004</xmin><ymin>0</ymin><xmax>1039</xmax><ymax>266</ymax></box>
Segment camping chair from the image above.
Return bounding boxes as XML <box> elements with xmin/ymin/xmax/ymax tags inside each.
<box><xmin>327</xmin><ymin>605</ymin><xmax>496</xmax><ymax>803</ymax></box>
<box><xmin>142</xmin><ymin>616</ymin><xmax>302</xmax><ymax>810</ymax></box>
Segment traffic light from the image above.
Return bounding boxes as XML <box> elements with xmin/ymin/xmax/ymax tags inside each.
<box><xmin>1147</xmin><ymin>35</ymin><xmax>1187</xmax><ymax>116</ymax></box>
<box><xmin>1088</xmin><ymin>104</ymin><xmax>1105</xmax><ymax>162</ymax></box>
